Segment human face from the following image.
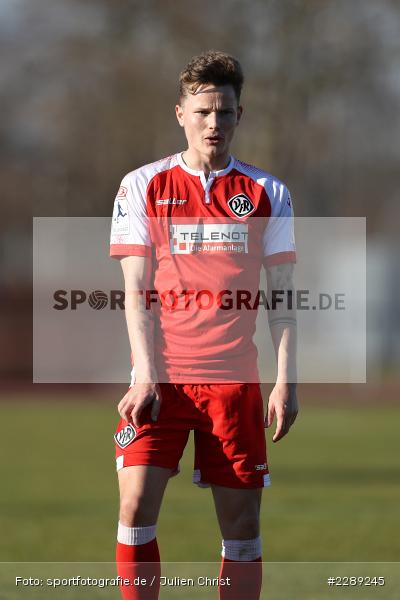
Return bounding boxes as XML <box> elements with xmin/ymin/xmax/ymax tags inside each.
<box><xmin>175</xmin><ymin>84</ymin><xmax>242</xmax><ymax>172</ymax></box>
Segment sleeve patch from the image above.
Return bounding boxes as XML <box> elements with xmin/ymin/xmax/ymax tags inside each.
<box><xmin>112</xmin><ymin>198</ymin><xmax>130</xmax><ymax>234</ymax></box>
<box><xmin>117</xmin><ymin>185</ymin><xmax>128</xmax><ymax>198</ymax></box>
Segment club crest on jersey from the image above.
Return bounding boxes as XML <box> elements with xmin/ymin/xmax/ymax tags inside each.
<box><xmin>114</xmin><ymin>424</ymin><xmax>136</xmax><ymax>449</ymax></box>
<box><xmin>227</xmin><ymin>194</ymin><xmax>255</xmax><ymax>218</ymax></box>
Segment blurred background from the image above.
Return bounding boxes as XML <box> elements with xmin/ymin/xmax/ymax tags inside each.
<box><xmin>0</xmin><ymin>0</ymin><xmax>399</xmax><ymax>580</ymax></box>
<box><xmin>1</xmin><ymin>0</ymin><xmax>400</xmax><ymax>381</ymax></box>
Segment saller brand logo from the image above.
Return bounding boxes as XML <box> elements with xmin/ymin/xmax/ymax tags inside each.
<box><xmin>255</xmin><ymin>463</ymin><xmax>267</xmax><ymax>471</ymax></box>
<box><xmin>156</xmin><ymin>198</ymin><xmax>187</xmax><ymax>205</ymax></box>
<box><xmin>114</xmin><ymin>424</ymin><xmax>136</xmax><ymax>449</ymax></box>
<box><xmin>227</xmin><ymin>193</ymin><xmax>255</xmax><ymax>218</ymax></box>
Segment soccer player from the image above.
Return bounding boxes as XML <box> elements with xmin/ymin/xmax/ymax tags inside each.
<box><xmin>110</xmin><ymin>50</ymin><xmax>298</xmax><ymax>599</ymax></box>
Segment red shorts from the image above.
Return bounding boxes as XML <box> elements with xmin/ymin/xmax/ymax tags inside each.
<box><xmin>114</xmin><ymin>383</ymin><xmax>270</xmax><ymax>489</ymax></box>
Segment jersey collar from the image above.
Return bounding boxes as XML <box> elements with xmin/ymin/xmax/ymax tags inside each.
<box><xmin>177</xmin><ymin>152</ymin><xmax>235</xmax><ymax>178</ymax></box>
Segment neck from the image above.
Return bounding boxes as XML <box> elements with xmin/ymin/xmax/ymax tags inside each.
<box><xmin>181</xmin><ymin>149</ymin><xmax>231</xmax><ymax>176</ymax></box>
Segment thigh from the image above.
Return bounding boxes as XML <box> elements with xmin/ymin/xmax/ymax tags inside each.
<box><xmin>114</xmin><ymin>383</ymin><xmax>193</xmax><ymax>472</ymax></box>
<box><xmin>118</xmin><ymin>464</ymin><xmax>172</xmax><ymax>526</ymax></box>
<box><xmin>211</xmin><ymin>484</ymin><xmax>262</xmax><ymax>539</ymax></box>
<box><xmin>193</xmin><ymin>383</ymin><xmax>269</xmax><ymax>489</ymax></box>
<box><xmin>115</xmin><ymin>384</ymin><xmax>194</xmax><ymax>525</ymax></box>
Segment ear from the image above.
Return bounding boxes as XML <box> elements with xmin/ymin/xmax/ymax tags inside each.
<box><xmin>236</xmin><ymin>105</ymin><xmax>243</xmax><ymax>126</ymax></box>
<box><xmin>175</xmin><ymin>104</ymin><xmax>185</xmax><ymax>127</ymax></box>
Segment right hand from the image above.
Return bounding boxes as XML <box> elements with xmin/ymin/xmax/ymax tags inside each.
<box><xmin>118</xmin><ymin>383</ymin><xmax>162</xmax><ymax>428</ymax></box>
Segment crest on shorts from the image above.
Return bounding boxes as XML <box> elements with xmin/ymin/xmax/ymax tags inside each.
<box><xmin>114</xmin><ymin>424</ymin><xmax>136</xmax><ymax>449</ymax></box>
<box><xmin>227</xmin><ymin>194</ymin><xmax>255</xmax><ymax>218</ymax></box>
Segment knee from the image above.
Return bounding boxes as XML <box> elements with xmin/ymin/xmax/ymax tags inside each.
<box><xmin>222</xmin><ymin>510</ymin><xmax>260</xmax><ymax>540</ymax></box>
<box><xmin>119</xmin><ymin>494</ymin><xmax>157</xmax><ymax>527</ymax></box>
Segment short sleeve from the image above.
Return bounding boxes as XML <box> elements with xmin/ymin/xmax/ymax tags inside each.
<box><xmin>262</xmin><ymin>182</ymin><xmax>296</xmax><ymax>267</ymax></box>
<box><xmin>109</xmin><ymin>171</ymin><xmax>152</xmax><ymax>258</ymax></box>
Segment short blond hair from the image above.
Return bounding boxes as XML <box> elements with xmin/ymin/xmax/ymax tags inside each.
<box><xmin>179</xmin><ymin>50</ymin><xmax>244</xmax><ymax>103</ymax></box>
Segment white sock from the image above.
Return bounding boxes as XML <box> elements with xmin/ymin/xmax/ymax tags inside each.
<box><xmin>117</xmin><ymin>522</ymin><xmax>157</xmax><ymax>546</ymax></box>
<box><xmin>221</xmin><ymin>537</ymin><xmax>262</xmax><ymax>561</ymax></box>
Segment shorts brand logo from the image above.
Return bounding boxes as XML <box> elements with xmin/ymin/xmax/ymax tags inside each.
<box><xmin>114</xmin><ymin>424</ymin><xmax>136</xmax><ymax>448</ymax></box>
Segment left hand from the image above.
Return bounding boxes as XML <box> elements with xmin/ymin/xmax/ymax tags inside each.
<box><xmin>266</xmin><ymin>383</ymin><xmax>298</xmax><ymax>442</ymax></box>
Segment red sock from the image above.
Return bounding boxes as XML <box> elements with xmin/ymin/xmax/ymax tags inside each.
<box><xmin>219</xmin><ymin>557</ymin><xmax>262</xmax><ymax>600</ymax></box>
<box><xmin>116</xmin><ymin>539</ymin><xmax>160</xmax><ymax>599</ymax></box>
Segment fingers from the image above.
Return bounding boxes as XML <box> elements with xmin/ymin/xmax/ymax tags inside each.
<box><xmin>131</xmin><ymin>402</ymin><xmax>145</xmax><ymax>429</ymax></box>
<box><xmin>288</xmin><ymin>410</ymin><xmax>298</xmax><ymax>428</ymax></box>
<box><xmin>118</xmin><ymin>392</ymin><xmax>133</xmax><ymax>424</ymax></box>
<box><xmin>272</xmin><ymin>409</ymin><xmax>285</xmax><ymax>442</ymax></box>
<box><xmin>117</xmin><ymin>386</ymin><xmax>161</xmax><ymax>428</ymax></box>
<box><xmin>266</xmin><ymin>401</ymin><xmax>275</xmax><ymax>428</ymax></box>
<box><xmin>272</xmin><ymin>408</ymin><xmax>298</xmax><ymax>442</ymax></box>
<box><xmin>130</xmin><ymin>394</ymin><xmax>153</xmax><ymax>428</ymax></box>
<box><xmin>151</xmin><ymin>393</ymin><xmax>161</xmax><ymax>422</ymax></box>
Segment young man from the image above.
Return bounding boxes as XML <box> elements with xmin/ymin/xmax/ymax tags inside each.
<box><xmin>110</xmin><ymin>50</ymin><xmax>298</xmax><ymax>599</ymax></box>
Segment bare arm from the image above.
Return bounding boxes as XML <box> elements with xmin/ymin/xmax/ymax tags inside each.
<box><xmin>265</xmin><ymin>262</ymin><xmax>298</xmax><ymax>442</ymax></box>
<box><xmin>117</xmin><ymin>255</ymin><xmax>161</xmax><ymax>427</ymax></box>
<box><xmin>121</xmin><ymin>256</ymin><xmax>156</xmax><ymax>381</ymax></box>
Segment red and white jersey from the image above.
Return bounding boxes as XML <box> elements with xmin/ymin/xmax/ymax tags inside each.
<box><xmin>110</xmin><ymin>153</ymin><xmax>296</xmax><ymax>383</ymax></box>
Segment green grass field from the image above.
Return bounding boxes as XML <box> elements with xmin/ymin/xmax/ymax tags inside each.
<box><xmin>0</xmin><ymin>396</ymin><xmax>399</xmax><ymax>598</ymax></box>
